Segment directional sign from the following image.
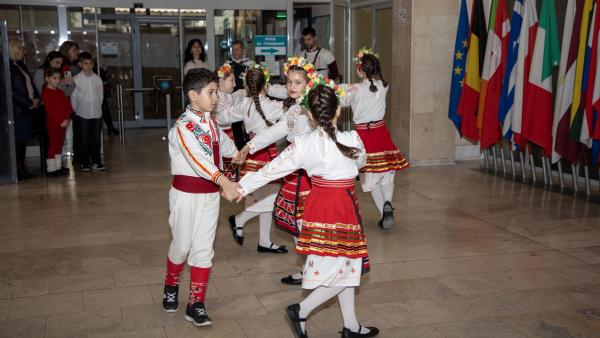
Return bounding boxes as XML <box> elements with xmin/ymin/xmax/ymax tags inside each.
<box><xmin>254</xmin><ymin>35</ymin><xmax>287</xmax><ymax>56</ymax></box>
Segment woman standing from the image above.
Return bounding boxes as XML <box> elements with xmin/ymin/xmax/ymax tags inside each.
<box><xmin>9</xmin><ymin>38</ymin><xmax>39</xmax><ymax>180</ymax></box>
<box><xmin>183</xmin><ymin>39</ymin><xmax>210</xmax><ymax>75</ymax></box>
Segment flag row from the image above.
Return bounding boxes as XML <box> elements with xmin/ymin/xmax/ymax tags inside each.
<box><xmin>448</xmin><ymin>0</ymin><xmax>600</xmax><ymax>165</ymax></box>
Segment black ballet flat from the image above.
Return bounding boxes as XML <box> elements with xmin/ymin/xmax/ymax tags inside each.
<box><xmin>281</xmin><ymin>274</ymin><xmax>302</xmax><ymax>285</ymax></box>
<box><xmin>285</xmin><ymin>304</ymin><xmax>307</xmax><ymax>338</ymax></box>
<box><xmin>228</xmin><ymin>215</ymin><xmax>244</xmax><ymax>246</ymax></box>
<box><xmin>340</xmin><ymin>325</ymin><xmax>379</xmax><ymax>338</ymax></box>
<box><xmin>379</xmin><ymin>201</ymin><xmax>395</xmax><ymax>230</ymax></box>
<box><xmin>257</xmin><ymin>243</ymin><xmax>288</xmax><ymax>254</ymax></box>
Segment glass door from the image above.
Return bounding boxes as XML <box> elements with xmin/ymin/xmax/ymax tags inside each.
<box><xmin>133</xmin><ymin>18</ymin><xmax>182</xmax><ymax>127</ymax></box>
<box><xmin>374</xmin><ymin>5</ymin><xmax>392</xmax><ymax>126</ymax></box>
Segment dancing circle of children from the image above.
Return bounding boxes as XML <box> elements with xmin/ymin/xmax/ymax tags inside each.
<box><xmin>213</xmin><ymin>65</ymin><xmax>289</xmax><ymax>254</ymax></box>
<box><xmin>236</xmin><ymin>83</ymin><xmax>379</xmax><ymax>338</ymax></box>
<box><xmin>161</xmin><ymin>68</ymin><xmax>246</xmax><ymax>327</ymax></box>
<box><xmin>339</xmin><ymin>50</ymin><xmax>409</xmax><ymax>230</ymax></box>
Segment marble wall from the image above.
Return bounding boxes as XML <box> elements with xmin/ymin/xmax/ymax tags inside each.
<box><xmin>390</xmin><ymin>0</ymin><xmax>481</xmax><ymax>165</ymax></box>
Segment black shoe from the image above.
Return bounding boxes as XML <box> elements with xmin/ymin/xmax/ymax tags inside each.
<box><xmin>281</xmin><ymin>274</ymin><xmax>303</xmax><ymax>285</ymax></box>
<box><xmin>185</xmin><ymin>302</ymin><xmax>212</xmax><ymax>327</ymax></box>
<box><xmin>17</xmin><ymin>170</ymin><xmax>36</xmax><ymax>180</ymax></box>
<box><xmin>46</xmin><ymin>170</ymin><xmax>62</xmax><ymax>177</ymax></box>
<box><xmin>59</xmin><ymin>167</ymin><xmax>70</xmax><ymax>176</ymax></box>
<box><xmin>380</xmin><ymin>201</ymin><xmax>394</xmax><ymax>230</ymax></box>
<box><xmin>340</xmin><ymin>325</ymin><xmax>379</xmax><ymax>338</ymax></box>
<box><xmin>92</xmin><ymin>163</ymin><xmax>107</xmax><ymax>171</ymax></box>
<box><xmin>108</xmin><ymin>128</ymin><xmax>119</xmax><ymax>135</ymax></box>
<box><xmin>80</xmin><ymin>164</ymin><xmax>91</xmax><ymax>172</ymax></box>
<box><xmin>229</xmin><ymin>215</ymin><xmax>244</xmax><ymax>246</ymax></box>
<box><xmin>285</xmin><ymin>304</ymin><xmax>307</xmax><ymax>338</ymax></box>
<box><xmin>257</xmin><ymin>243</ymin><xmax>288</xmax><ymax>254</ymax></box>
<box><xmin>162</xmin><ymin>284</ymin><xmax>179</xmax><ymax>313</ymax></box>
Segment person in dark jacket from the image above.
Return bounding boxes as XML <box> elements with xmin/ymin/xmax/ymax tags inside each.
<box><xmin>9</xmin><ymin>38</ymin><xmax>39</xmax><ymax>180</ymax></box>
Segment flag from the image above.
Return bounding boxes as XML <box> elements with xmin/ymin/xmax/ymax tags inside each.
<box><xmin>500</xmin><ymin>0</ymin><xmax>538</xmax><ymax>148</ymax></box>
<box><xmin>478</xmin><ymin>0</ymin><xmax>510</xmax><ymax>150</ymax></box>
<box><xmin>448</xmin><ymin>0</ymin><xmax>470</xmax><ymax>133</ymax></box>
<box><xmin>458</xmin><ymin>0</ymin><xmax>487</xmax><ymax>143</ymax></box>
<box><xmin>521</xmin><ymin>0</ymin><xmax>560</xmax><ymax>156</ymax></box>
<box><xmin>552</xmin><ymin>0</ymin><xmax>585</xmax><ymax>163</ymax></box>
<box><xmin>582</xmin><ymin>2</ymin><xmax>600</xmax><ymax>149</ymax></box>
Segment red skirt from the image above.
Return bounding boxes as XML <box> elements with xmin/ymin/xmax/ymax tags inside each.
<box><xmin>222</xmin><ymin>128</ymin><xmax>238</xmax><ymax>181</ymax></box>
<box><xmin>273</xmin><ymin>170</ymin><xmax>311</xmax><ymax>236</ymax></box>
<box><xmin>297</xmin><ymin>177</ymin><xmax>369</xmax><ymax>265</ymax></box>
<box><xmin>239</xmin><ymin>143</ymin><xmax>279</xmax><ymax>177</ymax></box>
<box><xmin>355</xmin><ymin>120</ymin><xmax>409</xmax><ymax>173</ymax></box>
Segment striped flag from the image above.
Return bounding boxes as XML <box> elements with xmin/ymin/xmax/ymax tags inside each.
<box><xmin>582</xmin><ymin>2</ymin><xmax>600</xmax><ymax>150</ymax></box>
<box><xmin>521</xmin><ymin>0</ymin><xmax>560</xmax><ymax>156</ymax></box>
<box><xmin>448</xmin><ymin>0</ymin><xmax>470</xmax><ymax>133</ymax></box>
<box><xmin>552</xmin><ymin>0</ymin><xmax>584</xmax><ymax>163</ymax></box>
<box><xmin>459</xmin><ymin>0</ymin><xmax>487</xmax><ymax>143</ymax></box>
<box><xmin>478</xmin><ymin>0</ymin><xmax>510</xmax><ymax>150</ymax></box>
<box><xmin>500</xmin><ymin>0</ymin><xmax>538</xmax><ymax>148</ymax></box>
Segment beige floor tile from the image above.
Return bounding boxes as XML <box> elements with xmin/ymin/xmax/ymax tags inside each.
<box><xmin>0</xmin><ymin>316</ymin><xmax>46</xmax><ymax>338</ymax></box>
<box><xmin>8</xmin><ymin>292</ymin><xmax>82</xmax><ymax>318</ymax></box>
<box><xmin>114</xmin><ymin>266</ymin><xmax>165</xmax><ymax>287</ymax></box>
<box><xmin>164</xmin><ymin>319</ymin><xmax>247</xmax><ymax>338</ymax></box>
<box><xmin>213</xmin><ymin>273</ymin><xmax>284</xmax><ymax>297</ymax></box>
<box><xmin>371</xmin><ymin>299</ymin><xmax>456</xmax><ymax>326</ymax></box>
<box><xmin>209</xmin><ymin>294</ymin><xmax>269</xmax><ymax>320</ymax></box>
<box><xmin>87</xmin><ymin>327</ymin><xmax>167</xmax><ymax>338</ymax></box>
<box><xmin>83</xmin><ymin>285</ymin><xmax>154</xmax><ymax>312</ymax></box>
<box><xmin>45</xmin><ymin>309</ymin><xmax>126</xmax><ymax>338</ymax></box>
<box><xmin>502</xmin><ymin>309</ymin><xmax>600</xmax><ymax>337</ymax></box>
<box><xmin>434</xmin><ymin>293</ymin><xmax>524</xmax><ymax>321</ymax></box>
<box><xmin>47</xmin><ymin>272</ymin><xmax>116</xmax><ymax>294</ymax></box>
<box><xmin>0</xmin><ymin>278</ymin><xmax>48</xmax><ymax>299</ymax></box>
<box><xmin>0</xmin><ymin>299</ymin><xmax>8</xmax><ymax>320</ymax></box>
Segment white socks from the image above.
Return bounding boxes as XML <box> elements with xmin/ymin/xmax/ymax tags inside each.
<box><xmin>234</xmin><ymin>210</ymin><xmax>259</xmax><ymax>236</ymax></box>
<box><xmin>370</xmin><ymin>186</ymin><xmax>385</xmax><ymax>217</ymax></box>
<box><xmin>258</xmin><ymin>212</ymin><xmax>280</xmax><ymax>249</ymax></box>
<box><xmin>299</xmin><ymin>286</ymin><xmax>344</xmax><ymax>332</ymax></box>
<box><xmin>381</xmin><ymin>182</ymin><xmax>394</xmax><ymax>204</ymax></box>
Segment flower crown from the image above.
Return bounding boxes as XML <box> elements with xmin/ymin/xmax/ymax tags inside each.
<box><xmin>284</xmin><ymin>56</ymin><xmax>318</xmax><ymax>80</ymax></box>
<box><xmin>240</xmin><ymin>63</ymin><xmax>271</xmax><ymax>84</ymax></box>
<box><xmin>353</xmin><ymin>47</ymin><xmax>380</xmax><ymax>69</ymax></box>
<box><xmin>217</xmin><ymin>63</ymin><xmax>233</xmax><ymax>78</ymax></box>
<box><xmin>300</xmin><ymin>75</ymin><xmax>345</xmax><ymax>108</ymax></box>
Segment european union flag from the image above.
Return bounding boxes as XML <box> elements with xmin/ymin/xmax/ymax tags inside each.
<box><xmin>448</xmin><ymin>0</ymin><xmax>469</xmax><ymax>133</ymax></box>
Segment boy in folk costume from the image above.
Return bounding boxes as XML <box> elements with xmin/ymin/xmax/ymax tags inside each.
<box><xmin>341</xmin><ymin>48</ymin><xmax>408</xmax><ymax>229</ymax></box>
<box><xmin>237</xmin><ymin>77</ymin><xmax>379</xmax><ymax>338</ymax></box>
<box><xmin>162</xmin><ymin>68</ymin><xmax>242</xmax><ymax>326</ymax></box>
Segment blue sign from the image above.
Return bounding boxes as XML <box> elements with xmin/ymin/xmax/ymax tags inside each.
<box><xmin>254</xmin><ymin>35</ymin><xmax>287</xmax><ymax>56</ymax></box>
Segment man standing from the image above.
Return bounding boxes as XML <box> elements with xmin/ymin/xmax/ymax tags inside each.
<box><xmin>302</xmin><ymin>27</ymin><xmax>341</xmax><ymax>81</ymax></box>
<box><xmin>226</xmin><ymin>40</ymin><xmax>254</xmax><ymax>91</ymax></box>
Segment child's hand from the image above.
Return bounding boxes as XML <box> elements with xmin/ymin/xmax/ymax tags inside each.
<box><xmin>219</xmin><ymin>177</ymin><xmax>240</xmax><ymax>202</ymax></box>
<box><xmin>234</xmin><ymin>145</ymin><xmax>250</xmax><ymax>165</ymax></box>
<box><xmin>62</xmin><ymin>77</ymin><xmax>74</xmax><ymax>85</ymax></box>
<box><xmin>60</xmin><ymin>119</ymin><xmax>70</xmax><ymax>128</ymax></box>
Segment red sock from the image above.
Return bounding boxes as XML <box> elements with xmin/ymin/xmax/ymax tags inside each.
<box><xmin>165</xmin><ymin>258</ymin><xmax>185</xmax><ymax>286</ymax></box>
<box><xmin>189</xmin><ymin>266</ymin><xmax>211</xmax><ymax>304</ymax></box>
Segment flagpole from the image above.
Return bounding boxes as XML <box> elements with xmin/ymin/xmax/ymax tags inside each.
<box><xmin>527</xmin><ymin>146</ymin><xmax>537</xmax><ymax>183</ymax></box>
<box><xmin>509</xmin><ymin>147</ymin><xmax>516</xmax><ymax>178</ymax></box>
<box><xmin>584</xmin><ymin>165</ymin><xmax>591</xmax><ymax>195</ymax></box>
<box><xmin>571</xmin><ymin>163</ymin><xmax>578</xmax><ymax>192</ymax></box>
<box><xmin>558</xmin><ymin>160</ymin><xmax>565</xmax><ymax>189</ymax></box>
<box><xmin>484</xmin><ymin>150</ymin><xmax>490</xmax><ymax>169</ymax></box>
<box><xmin>546</xmin><ymin>157</ymin><xmax>554</xmax><ymax>186</ymax></box>
<box><xmin>519</xmin><ymin>150</ymin><xmax>527</xmax><ymax>182</ymax></box>
<box><xmin>541</xmin><ymin>153</ymin><xmax>549</xmax><ymax>186</ymax></box>
<box><xmin>500</xmin><ymin>144</ymin><xmax>507</xmax><ymax>174</ymax></box>
<box><xmin>492</xmin><ymin>146</ymin><xmax>498</xmax><ymax>173</ymax></box>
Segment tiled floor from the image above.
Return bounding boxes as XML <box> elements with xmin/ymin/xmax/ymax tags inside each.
<box><xmin>1</xmin><ymin>129</ymin><xmax>599</xmax><ymax>338</ymax></box>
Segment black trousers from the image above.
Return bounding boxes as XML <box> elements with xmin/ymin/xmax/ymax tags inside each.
<box><xmin>101</xmin><ymin>98</ymin><xmax>116</xmax><ymax>130</ymax></box>
<box><xmin>73</xmin><ymin>115</ymin><xmax>102</xmax><ymax>165</ymax></box>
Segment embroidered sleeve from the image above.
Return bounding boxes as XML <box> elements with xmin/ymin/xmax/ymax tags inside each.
<box><xmin>260</xmin><ymin>96</ymin><xmax>285</xmax><ymax>121</ymax></box>
<box><xmin>339</xmin><ymin>83</ymin><xmax>359</xmax><ymax>108</ymax></box>
<box><xmin>218</xmin><ymin>123</ymin><xmax>239</xmax><ymax>159</ymax></box>
<box><xmin>247</xmin><ymin>116</ymin><xmax>289</xmax><ymax>154</ymax></box>
<box><xmin>176</xmin><ymin>123</ymin><xmax>222</xmax><ymax>183</ymax></box>
<box><xmin>238</xmin><ymin>142</ymin><xmax>302</xmax><ymax>196</ymax></box>
<box><xmin>214</xmin><ymin>94</ymin><xmax>246</xmax><ymax>125</ymax></box>
<box><xmin>267</xmin><ymin>84</ymin><xmax>289</xmax><ymax>99</ymax></box>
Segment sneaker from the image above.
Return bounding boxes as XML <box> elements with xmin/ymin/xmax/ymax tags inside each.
<box><xmin>162</xmin><ymin>284</ymin><xmax>179</xmax><ymax>313</ymax></box>
<box><xmin>185</xmin><ymin>302</ymin><xmax>212</xmax><ymax>327</ymax></box>
<box><xmin>92</xmin><ymin>163</ymin><xmax>107</xmax><ymax>171</ymax></box>
<box><xmin>80</xmin><ymin>164</ymin><xmax>91</xmax><ymax>172</ymax></box>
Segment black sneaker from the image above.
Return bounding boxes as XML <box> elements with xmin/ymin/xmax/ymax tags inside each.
<box><xmin>162</xmin><ymin>284</ymin><xmax>179</xmax><ymax>313</ymax></box>
<box><xmin>92</xmin><ymin>163</ymin><xmax>107</xmax><ymax>171</ymax></box>
<box><xmin>80</xmin><ymin>164</ymin><xmax>91</xmax><ymax>172</ymax></box>
<box><xmin>185</xmin><ymin>302</ymin><xmax>212</xmax><ymax>326</ymax></box>
<box><xmin>380</xmin><ymin>201</ymin><xmax>395</xmax><ymax>230</ymax></box>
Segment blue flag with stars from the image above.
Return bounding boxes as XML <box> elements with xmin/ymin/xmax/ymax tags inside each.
<box><xmin>448</xmin><ymin>0</ymin><xmax>469</xmax><ymax>133</ymax></box>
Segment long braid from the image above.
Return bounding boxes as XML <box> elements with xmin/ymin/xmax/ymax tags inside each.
<box><xmin>361</xmin><ymin>54</ymin><xmax>388</xmax><ymax>91</ymax></box>
<box><xmin>245</xmin><ymin>68</ymin><xmax>273</xmax><ymax>126</ymax></box>
<box><xmin>308</xmin><ymin>86</ymin><xmax>359</xmax><ymax>159</ymax></box>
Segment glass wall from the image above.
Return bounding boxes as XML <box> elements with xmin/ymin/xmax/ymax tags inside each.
<box><xmin>20</xmin><ymin>6</ymin><xmax>59</xmax><ymax>73</ymax></box>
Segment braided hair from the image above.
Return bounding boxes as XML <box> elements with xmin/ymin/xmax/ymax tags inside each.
<box><xmin>360</xmin><ymin>54</ymin><xmax>387</xmax><ymax>93</ymax></box>
<box><xmin>245</xmin><ymin>68</ymin><xmax>273</xmax><ymax>126</ymax></box>
<box><xmin>283</xmin><ymin>65</ymin><xmax>308</xmax><ymax>111</ymax></box>
<box><xmin>307</xmin><ymin>85</ymin><xmax>359</xmax><ymax>159</ymax></box>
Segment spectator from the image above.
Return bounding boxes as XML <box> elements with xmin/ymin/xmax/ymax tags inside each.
<box><xmin>33</xmin><ymin>51</ymin><xmax>64</xmax><ymax>93</ymax></box>
<box><xmin>302</xmin><ymin>27</ymin><xmax>341</xmax><ymax>81</ymax></box>
<box><xmin>183</xmin><ymin>39</ymin><xmax>210</xmax><ymax>75</ymax></box>
<box><xmin>9</xmin><ymin>38</ymin><xmax>39</xmax><ymax>180</ymax></box>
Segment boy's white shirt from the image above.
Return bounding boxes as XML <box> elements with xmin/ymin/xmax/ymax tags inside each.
<box><xmin>169</xmin><ymin>108</ymin><xmax>239</xmax><ymax>184</ymax></box>
<box><xmin>71</xmin><ymin>72</ymin><xmax>103</xmax><ymax>119</ymax></box>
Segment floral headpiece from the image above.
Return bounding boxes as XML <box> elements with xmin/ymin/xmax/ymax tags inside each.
<box><xmin>300</xmin><ymin>75</ymin><xmax>345</xmax><ymax>108</ymax></box>
<box><xmin>217</xmin><ymin>63</ymin><xmax>232</xmax><ymax>78</ymax></box>
<box><xmin>240</xmin><ymin>63</ymin><xmax>271</xmax><ymax>84</ymax></box>
<box><xmin>284</xmin><ymin>56</ymin><xmax>318</xmax><ymax>80</ymax></box>
<box><xmin>353</xmin><ymin>47</ymin><xmax>380</xmax><ymax>69</ymax></box>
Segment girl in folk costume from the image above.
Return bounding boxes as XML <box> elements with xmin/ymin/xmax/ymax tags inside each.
<box><xmin>215</xmin><ymin>65</ymin><xmax>288</xmax><ymax>253</ymax></box>
<box><xmin>162</xmin><ymin>69</ymin><xmax>242</xmax><ymax>326</ymax></box>
<box><xmin>341</xmin><ymin>48</ymin><xmax>408</xmax><ymax>229</ymax></box>
<box><xmin>237</xmin><ymin>56</ymin><xmax>317</xmax><ymax>285</ymax></box>
<box><xmin>237</xmin><ymin>78</ymin><xmax>379</xmax><ymax>338</ymax></box>
<box><xmin>215</xmin><ymin>63</ymin><xmax>243</xmax><ymax>181</ymax></box>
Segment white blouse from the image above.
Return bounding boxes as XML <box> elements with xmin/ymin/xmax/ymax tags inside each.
<box><xmin>214</xmin><ymin>94</ymin><xmax>285</xmax><ymax>135</ymax></box>
<box><xmin>340</xmin><ymin>79</ymin><xmax>388</xmax><ymax>124</ymax></box>
<box><xmin>183</xmin><ymin>59</ymin><xmax>211</xmax><ymax>75</ymax></box>
<box><xmin>239</xmin><ymin>129</ymin><xmax>366</xmax><ymax>196</ymax></box>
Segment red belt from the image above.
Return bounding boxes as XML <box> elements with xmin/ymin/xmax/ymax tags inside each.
<box><xmin>354</xmin><ymin>120</ymin><xmax>384</xmax><ymax>130</ymax></box>
<box><xmin>172</xmin><ymin>175</ymin><xmax>219</xmax><ymax>193</ymax></box>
